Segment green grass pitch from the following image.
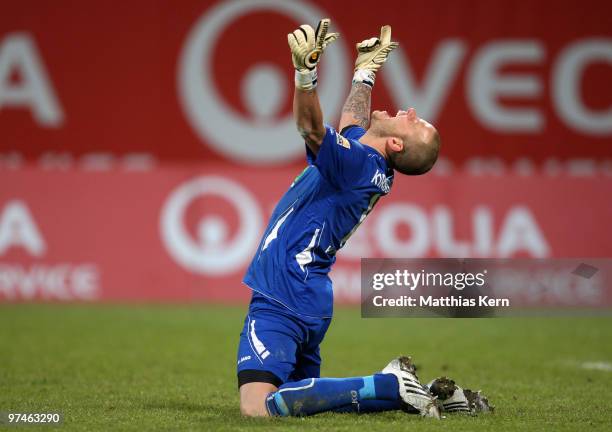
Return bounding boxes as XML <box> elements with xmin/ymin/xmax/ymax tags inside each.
<box><xmin>1</xmin><ymin>305</ymin><xmax>611</xmax><ymax>431</ymax></box>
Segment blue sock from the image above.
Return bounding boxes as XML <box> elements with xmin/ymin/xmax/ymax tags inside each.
<box><xmin>265</xmin><ymin>373</ymin><xmax>399</xmax><ymax>416</ymax></box>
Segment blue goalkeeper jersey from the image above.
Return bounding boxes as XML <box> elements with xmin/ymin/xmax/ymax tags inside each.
<box><xmin>243</xmin><ymin>125</ymin><xmax>394</xmax><ymax>318</ymax></box>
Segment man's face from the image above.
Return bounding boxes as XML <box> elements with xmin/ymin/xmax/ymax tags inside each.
<box><xmin>370</xmin><ymin>108</ymin><xmax>436</xmax><ymax>147</ymax></box>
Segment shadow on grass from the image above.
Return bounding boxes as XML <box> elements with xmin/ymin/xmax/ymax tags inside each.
<box><xmin>140</xmin><ymin>399</ymin><xmax>304</xmax><ymax>428</ymax></box>
<box><xmin>142</xmin><ymin>399</ymin><xmax>236</xmax><ymax>416</ymax></box>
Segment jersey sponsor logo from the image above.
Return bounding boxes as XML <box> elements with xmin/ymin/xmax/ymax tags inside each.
<box><xmin>371</xmin><ymin>169</ymin><xmax>391</xmax><ymax>193</ymax></box>
<box><xmin>336</xmin><ymin>134</ymin><xmax>351</xmax><ymax>149</ymax></box>
<box><xmin>237</xmin><ymin>355</ymin><xmax>252</xmax><ymax>365</ymax></box>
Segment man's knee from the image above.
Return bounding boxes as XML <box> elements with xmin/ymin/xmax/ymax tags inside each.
<box><xmin>239</xmin><ymin>382</ymin><xmax>278</xmax><ymax>417</ymax></box>
<box><xmin>240</xmin><ymin>400</ymin><xmax>266</xmax><ymax>417</ymax></box>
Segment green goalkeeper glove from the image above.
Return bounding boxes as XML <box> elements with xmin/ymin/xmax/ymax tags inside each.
<box><xmin>353</xmin><ymin>25</ymin><xmax>399</xmax><ymax>87</ymax></box>
<box><xmin>287</xmin><ymin>18</ymin><xmax>339</xmax><ymax>90</ymax></box>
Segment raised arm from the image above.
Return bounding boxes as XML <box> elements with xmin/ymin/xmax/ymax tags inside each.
<box><xmin>338</xmin><ymin>25</ymin><xmax>399</xmax><ymax>131</ymax></box>
<box><xmin>287</xmin><ymin>19</ymin><xmax>339</xmax><ymax>155</ymax></box>
<box><xmin>339</xmin><ymin>82</ymin><xmax>372</xmax><ymax>130</ymax></box>
<box><xmin>293</xmin><ymin>87</ymin><xmax>325</xmax><ymax>151</ymax></box>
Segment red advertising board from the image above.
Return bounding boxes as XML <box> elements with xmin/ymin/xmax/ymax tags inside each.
<box><xmin>1</xmin><ymin>169</ymin><xmax>611</xmax><ymax>303</ymax></box>
<box><xmin>0</xmin><ymin>0</ymin><xmax>610</xmax><ymax>165</ymax></box>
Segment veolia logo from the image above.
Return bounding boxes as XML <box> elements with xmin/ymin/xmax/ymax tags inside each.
<box><xmin>177</xmin><ymin>0</ymin><xmax>349</xmax><ymax>164</ymax></box>
<box><xmin>160</xmin><ymin>176</ymin><xmax>263</xmax><ymax>275</ymax></box>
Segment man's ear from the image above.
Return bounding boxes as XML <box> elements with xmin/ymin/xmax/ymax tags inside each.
<box><xmin>386</xmin><ymin>137</ymin><xmax>404</xmax><ymax>153</ymax></box>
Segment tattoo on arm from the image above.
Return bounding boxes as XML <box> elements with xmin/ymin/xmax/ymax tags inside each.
<box><xmin>341</xmin><ymin>83</ymin><xmax>372</xmax><ymax>129</ymax></box>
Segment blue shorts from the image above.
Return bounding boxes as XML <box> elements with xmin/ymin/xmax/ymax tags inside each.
<box><xmin>236</xmin><ymin>291</ymin><xmax>332</xmax><ymax>388</ymax></box>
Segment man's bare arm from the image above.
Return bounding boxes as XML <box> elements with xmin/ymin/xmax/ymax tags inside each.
<box><xmin>287</xmin><ymin>19</ymin><xmax>339</xmax><ymax>155</ymax></box>
<box><xmin>338</xmin><ymin>82</ymin><xmax>372</xmax><ymax>131</ymax></box>
<box><xmin>294</xmin><ymin>87</ymin><xmax>326</xmax><ymax>154</ymax></box>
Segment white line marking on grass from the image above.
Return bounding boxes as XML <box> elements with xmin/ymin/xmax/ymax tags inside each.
<box><xmin>580</xmin><ymin>361</ymin><xmax>612</xmax><ymax>372</ymax></box>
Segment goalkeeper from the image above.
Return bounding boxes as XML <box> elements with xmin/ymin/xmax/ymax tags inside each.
<box><xmin>236</xmin><ymin>19</ymin><xmax>442</xmax><ymax>417</ymax></box>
